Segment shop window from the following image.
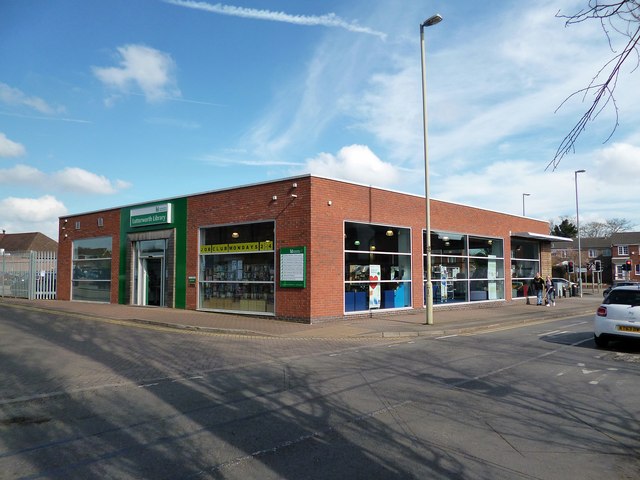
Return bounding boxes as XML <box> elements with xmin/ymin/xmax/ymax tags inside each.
<box><xmin>344</xmin><ymin>222</ymin><xmax>412</xmax><ymax>312</ymax></box>
<box><xmin>199</xmin><ymin>221</ymin><xmax>275</xmax><ymax>314</ymax></box>
<box><xmin>426</xmin><ymin>231</ymin><xmax>504</xmax><ymax>304</ymax></box>
<box><xmin>71</xmin><ymin>236</ymin><xmax>112</xmax><ymax>302</ymax></box>
<box><xmin>511</xmin><ymin>239</ymin><xmax>540</xmax><ymax>298</ymax></box>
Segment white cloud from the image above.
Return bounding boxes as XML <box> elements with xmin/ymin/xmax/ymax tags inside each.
<box><xmin>0</xmin><ymin>164</ymin><xmax>46</xmax><ymax>184</ymax></box>
<box><xmin>52</xmin><ymin>167</ymin><xmax>132</xmax><ymax>194</ymax></box>
<box><xmin>0</xmin><ymin>133</ymin><xmax>26</xmax><ymax>157</ymax></box>
<box><xmin>164</xmin><ymin>0</ymin><xmax>386</xmax><ymax>39</ymax></box>
<box><xmin>304</xmin><ymin>144</ymin><xmax>401</xmax><ymax>187</ymax></box>
<box><xmin>0</xmin><ymin>195</ymin><xmax>67</xmax><ymax>222</ymax></box>
<box><xmin>0</xmin><ymin>164</ymin><xmax>130</xmax><ymax>194</ymax></box>
<box><xmin>92</xmin><ymin>44</ymin><xmax>181</xmax><ymax>103</ymax></box>
<box><xmin>0</xmin><ymin>82</ymin><xmax>62</xmax><ymax>115</ymax></box>
<box><xmin>593</xmin><ymin>143</ymin><xmax>640</xmax><ymax>182</ymax></box>
<box><xmin>0</xmin><ymin>195</ymin><xmax>67</xmax><ymax>240</ymax></box>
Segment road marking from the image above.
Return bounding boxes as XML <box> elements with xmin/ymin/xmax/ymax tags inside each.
<box><xmin>564</xmin><ymin>321</ymin><xmax>588</xmax><ymax>328</ymax></box>
<box><xmin>589</xmin><ymin>373</ymin><xmax>608</xmax><ymax>385</ymax></box>
<box><xmin>452</xmin><ymin>337</ymin><xmax>593</xmax><ymax>387</ymax></box>
<box><xmin>539</xmin><ymin>330</ymin><xmax>561</xmax><ymax>337</ymax></box>
<box><xmin>436</xmin><ymin>334</ymin><xmax>458</xmax><ymax>339</ymax></box>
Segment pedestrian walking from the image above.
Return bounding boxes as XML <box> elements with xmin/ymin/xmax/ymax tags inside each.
<box><xmin>532</xmin><ymin>272</ymin><xmax>545</xmax><ymax>306</ymax></box>
<box><xmin>545</xmin><ymin>275</ymin><xmax>556</xmax><ymax>306</ymax></box>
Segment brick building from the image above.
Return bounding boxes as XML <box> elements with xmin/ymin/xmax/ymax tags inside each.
<box><xmin>57</xmin><ymin>175</ymin><xmax>565</xmax><ymax>323</ymax></box>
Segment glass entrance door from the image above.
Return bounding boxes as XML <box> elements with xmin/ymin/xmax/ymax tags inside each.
<box><xmin>144</xmin><ymin>257</ymin><xmax>162</xmax><ymax>306</ymax></box>
<box><xmin>134</xmin><ymin>240</ymin><xmax>166</xmax><ymax>307</ymax></box>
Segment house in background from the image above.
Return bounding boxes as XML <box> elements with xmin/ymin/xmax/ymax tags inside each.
<box><xmin>551</xmin><ymin>232</ymin><xmax>640</xmax><ymax>285</ymax></box>
<box><xmin>0</xmin><ymin>231</ymin><xmax>58</xmax><ymax>253</ymax></box>
<box><xmin>610</xmin><ymin>232</ymin><xmax>640</xmax><ymax>282</ymax></box>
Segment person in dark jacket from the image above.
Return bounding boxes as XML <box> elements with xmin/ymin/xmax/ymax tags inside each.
<box><xmin>532</xmin><ymin>272</ymin><xmax>545</xmax><ymax>305</ymax></box>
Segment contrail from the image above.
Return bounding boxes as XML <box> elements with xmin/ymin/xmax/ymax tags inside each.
<box><xmin>163</xmin><ymin>0</ymin><xmax>386</xmax><ymax>40</ymax></box>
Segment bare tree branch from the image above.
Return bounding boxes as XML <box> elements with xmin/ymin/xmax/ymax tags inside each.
<box><xmin>548</xmin><ymin>0</ymin><xmax>640</xmax><ymax>170</ymax></box>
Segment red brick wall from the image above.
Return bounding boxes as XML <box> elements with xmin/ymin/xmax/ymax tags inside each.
<box><xmin>57</xmin><ymin>210</ymin><xmax>121</xmax><ymax>302</ymax></box>
<box><xmin>186</xmin><ymin>178</ymin><xmax>312</xmax><ymax>318</ymax></box>
<box><xmin>306</xmin><ymin>178</ymin><xmax>551</xmax><ymax>318</ymax></box>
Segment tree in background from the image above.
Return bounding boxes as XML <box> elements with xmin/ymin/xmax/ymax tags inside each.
<box><xmin>549</xmin><ymin>1</ymin><xmax>640</xmax><ymax>170</ymax></box>
<box><xmin>550</xmin><ymin>217</ymin><xmax>579</xmax><ymax>238</ymax></box>
<box><xmin>580</xmin><ymin>217</ymin><xmax>633</xmax><ymax>237</ymax></box>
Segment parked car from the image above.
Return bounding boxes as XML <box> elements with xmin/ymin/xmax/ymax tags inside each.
<box><xmin>594</xmin><ymin>285</ymin><xmax>640</xmax><ymax>347</ymax></box>
<box><xmin>551</xmin><ymin>278</ymin><xmax>576</xmax><ymax>296</ymax></box>
<box><xmin>603</xmin><ymin>281</ymin><xmax>640</xmax><ymax>297</ymax></box>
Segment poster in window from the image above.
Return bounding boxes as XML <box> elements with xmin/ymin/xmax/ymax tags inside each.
<box><xmin>369</xmin><ymin>264</ymin><xmax>381</xmax><ymax>309</ymax></box>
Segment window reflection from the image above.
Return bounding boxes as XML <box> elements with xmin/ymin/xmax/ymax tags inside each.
<box><xmin>72</xmin><ymin>237</ymin><xmax>112</xmax><ymax>303</ymax></box>
<box><xmin>426</xmin><ymin>231</ymin><xmax>504</xmax><ymax>304</ymax></box>
<box><xmin>344</xmin><ymin>222</ymin><xmax>412</xmax><ymax>312</ymax></box>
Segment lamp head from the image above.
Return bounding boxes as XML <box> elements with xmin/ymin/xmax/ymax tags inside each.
<box><xmin>422</xmin><ymin>14</ymin><xmax>443</xmax><ymax>28</ymax></box>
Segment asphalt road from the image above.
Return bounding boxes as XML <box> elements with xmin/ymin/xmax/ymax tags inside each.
<box><xmin>1</xmin><ymin>304</ymin><xmax>639</xmax><ymax>479</ymax></box>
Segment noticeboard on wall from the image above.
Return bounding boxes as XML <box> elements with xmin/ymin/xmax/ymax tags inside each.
<box><xmin>279</xmin><ymin>246</ymin><xmax>306</xmax><ymax>288</ymax></box>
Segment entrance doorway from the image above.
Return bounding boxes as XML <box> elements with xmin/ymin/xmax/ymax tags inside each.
<box><xmin>134</xmin><ymin>240</ymin><xmax>166</xmax><ymax>307</ymax></box>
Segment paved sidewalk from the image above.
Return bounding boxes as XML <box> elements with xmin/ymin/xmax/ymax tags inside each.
<box><xmin>0</xmin><ymin>294</ymin><xmax>603</xmax><ymax>339</ymax></box>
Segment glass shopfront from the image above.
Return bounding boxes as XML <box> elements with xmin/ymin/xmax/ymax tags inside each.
<box><xmin>133</xmin><ymin>239</ymin><xmax>167</xmax><ymax>307</ymax></box>
<box><xmin>344</xmin><ymin>222</ymin><xmax>412</xmax><ymax>312</ymax></box>
<box><xmin>510</xmin><ymin>239</ymin><xmax>540</xmax><ymax>298</ymax></box>
<box><xmin>426</xmin><ymin>231</ymin><xmax>504</xmax><ymax>304</ymax></box>
<box><xmin>199</xmin><ymin>222</ymin><xmax>275</xmax><ymax>314</ymax></box>
<box><xmin>72</xmin><ymin>236</ymin><xmax>112</xmax><ymax>302</ymax></box>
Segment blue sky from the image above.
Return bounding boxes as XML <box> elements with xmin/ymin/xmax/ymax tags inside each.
<box><xmin>2</xmin><ymin>0</ymin><xmax>640</xmax><ymax>241</ymax></box>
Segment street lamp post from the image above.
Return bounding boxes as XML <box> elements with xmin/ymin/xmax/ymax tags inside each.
<box><xmin>522</xmin><ymin>193</ymin><xmax>530</xmax><ymax>216</ymax></box>
<box><xmin>574</xmin><ymin>169</ymin><xmax>586</xmax><ymax>297</ymax></box>
<box><xmin>0</xmin><ymin>248</ymin><xmax>4</xmax><ymax>298</ymax></box>
<box><xmin>420</xmin><ymin>13</ymin><xmax>442</xmax><ymax>325</ymax></box>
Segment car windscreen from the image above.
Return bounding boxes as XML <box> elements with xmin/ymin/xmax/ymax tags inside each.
<box><xmin>605</xmin><ymin>290</ymin><xmax>640</xmax><ymax>306</ymax></box>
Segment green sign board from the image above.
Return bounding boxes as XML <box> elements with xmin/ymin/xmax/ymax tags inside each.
<box><xmin>279</xmin><ymin>246</ymin><xmax>306</xmax><ymax>288</ymax></box>
<box><xmin>130</xmin><ymin>203</ymin><xmax>172</xmax><ymax>228</ymax></box>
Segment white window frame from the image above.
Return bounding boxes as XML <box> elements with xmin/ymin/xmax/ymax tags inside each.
<box><xmin>618</xmin><ymin>245</ymin><xmax>629</xmax><ymax>256</ymax></box>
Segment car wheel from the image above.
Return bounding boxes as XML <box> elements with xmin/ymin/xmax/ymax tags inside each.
<box><xmin>594</xmin><ymin>334</ymin><xmax>608</xmax><ymax>348</ymax></box>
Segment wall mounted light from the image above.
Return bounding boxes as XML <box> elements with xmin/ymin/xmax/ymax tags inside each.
<box><xmin>354</xmin><ymin>240</ymin><xmax>360</xmax><ymax>246</ymax></box>
<box><xmin>386</xmin><ymin>229</ymin><xmax>394</xmax><ymax>237</ymax></box>
<box><xmin>272</xmin><ymin>195</ymin><xmax>277</xmax><ymax>201</ymax></box>
<box><xmin>291</xmin><ymin>194</ymin><xmax>298</xmax><ymax>198</ymax></box>
<box><xmin>292</xmin><ymin>182</ymin><xmax>298</xmax><ymax>188</ymax></box>
<box><xmin>231</xmin><ymin>232</ymin><xmax>240</xmax><ymax>238</ymax></box>
<box><xmin>370</xmin><ymin>245</ymin><xmax>376</xmax><ymax>251</ymax></box>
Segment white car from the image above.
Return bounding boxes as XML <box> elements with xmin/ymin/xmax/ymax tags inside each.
<box><xmin>594</xmin><ymin>285</ymin><xmax>640</xmax><ymax>347</ymax></box>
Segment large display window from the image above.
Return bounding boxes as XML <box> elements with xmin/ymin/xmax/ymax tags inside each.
<box><xmin>511</xmin><ymin>239</ymin><xmax>540</xmax><ymax>298</ymax></box>
<box><xmin>72</xmin><ymin>236</ymin><xmax>112</xmax><ymax>302</ymax></box>
<box><xmin>344</xmin><ymin>222</ymin><xmax>412</xmax><ymax>312</ymax></box>
<box><xmin>199</xmin><ymin>222</ymin><xmax>275</xmax><ymax>314</ymax></box>
<box><xmin>426</xmin><ymin>231</ymin><xmax>504</xmax><ymax>303</ymax></box>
